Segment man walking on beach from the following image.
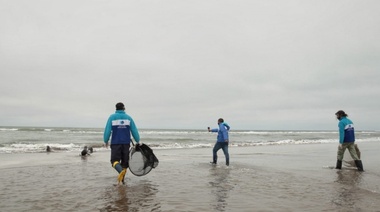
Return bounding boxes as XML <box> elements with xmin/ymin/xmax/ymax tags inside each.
<box><xmin>104</xmin><ymin>102</ymin><xmax>140</xmax><ymax>184</ymax></box>
<box><xmin>335</xmin><ymin>110</ymin><xmax>364</xmax><ymax>171</ymax></box>
<box><xmin>208</xmin><ymin>118</ymin><xmax>230</xmax><ymax>166</ymax></box>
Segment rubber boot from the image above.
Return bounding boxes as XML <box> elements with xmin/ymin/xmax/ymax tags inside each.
<box><xmin>335</xmin><ymin>160</ymin><xmax>342</xmax><ymax>169</ymax></box>
<box><xmin>113</xmin><ymin>162</ymin><xmax>126</xmax><ymax>184</ymax></box>
<box><xmin>118</xmin><ymin>168</ymin><xmax>127</xmax><ymax>184</ymax></box>
<box><xmin>113</xmin><ymin>161</ymin><xmax>123</xmax><ymax>173</ymax></box>
<box><xmin>355</xmin><ymin>160</ymin><xmax>364</xmax><ymax>172</ymax></box>
<box><xmin>211</xmin><ymin>155</ymin><xmax>217</xmax><ymax>165</ymax></box>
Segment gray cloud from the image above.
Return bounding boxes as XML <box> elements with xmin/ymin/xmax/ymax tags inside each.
<box><xmin>1</xmin><ymin>0</ymin><xmax>380</xmax><ymax>130</ymax></box>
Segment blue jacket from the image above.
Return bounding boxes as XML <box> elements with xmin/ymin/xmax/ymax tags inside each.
<box><xmin>104</xmin><ymin>110</ymin><xmax>140</xmax><ymax>145</ymax></box>
<box><xmin>211</xmin><ymin>122</ymin><xmax>230</xmax><ymax>142</ymax></box>
<box><xmin>338</xmin><ymin>117</ymin><xmax>355</xmax><ymax>144</ymax></box>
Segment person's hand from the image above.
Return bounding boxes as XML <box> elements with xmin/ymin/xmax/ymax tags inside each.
<box><xmin>207</xmin><ymin>127</ymin><xmax>210</xmax><ymax>132</ymax></box>
<box><xmin>225</xmin><ymin>139</ymin><xmax>229</xmax><ymax>142</ymax></box>
<box><xmin>338</xmin><ymin>144</ymin><xmax>343</xmax><ymax>149</ymax></box>
<box><xmin>135</xmin><ymin>142</ymin><xmax>142</xmax><ymax>148</ymax></box>
<box><xmin>104</xmin><ymin>142</ymin><xmax>109</xmax><ymax>149</ymax></box>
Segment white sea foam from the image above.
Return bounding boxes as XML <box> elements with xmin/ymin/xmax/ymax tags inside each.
<box><xmin>0</xmin><ymin>128</ymin><xmax>18</xmax><ymax>131</ymax></box>
<box><xmin>1</xmin><ymin>127</ymin><xmax>379</xmax><ymax>153</ymax></box>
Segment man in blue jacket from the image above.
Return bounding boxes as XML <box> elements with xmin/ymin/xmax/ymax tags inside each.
<box><xmin>208</xmin><ymin>118</ymin><xmax>230</xmax><ymax>166</ymax></box>
<box><xmin>104</xmin><ymin>102</ymin><xmax>140</xmax><ymax>184</ymax></box>
<box><xmin>335</xmin><ymin>110</ymin><xmax>364</xmax><ymax>171</ymax></box>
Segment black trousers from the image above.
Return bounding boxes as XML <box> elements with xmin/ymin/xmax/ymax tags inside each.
<box><xmin>110</xmin><ymin>144</ymin><xmax>131</xmax><ymax>168</ymax></box>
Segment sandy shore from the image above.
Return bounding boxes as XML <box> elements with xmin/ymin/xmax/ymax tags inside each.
<box><xmin>0</xmin><ymin>142</ymin><xmax>379</xmax><ymax>211</ymax></box>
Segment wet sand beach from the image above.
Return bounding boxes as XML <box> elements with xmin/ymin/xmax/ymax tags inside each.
<box><xmin>0</xmin><ymin>142</ymin><xmax>379</xmax><ymax>212</ymax></box>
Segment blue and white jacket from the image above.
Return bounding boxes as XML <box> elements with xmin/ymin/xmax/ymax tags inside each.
<box><xmin>104</xmin><ymin>110</ymin><xmax>140</xmax><ymax>145</ymax></box>
<box><xmin>338</xmin><ymin>117</ymin><xmax>355</xmax><ymax>144</ymax></box>
<box><xmin>211</xmin><ymin>122</ymin><xmax>230</xmax><ymax>142</ymax></box>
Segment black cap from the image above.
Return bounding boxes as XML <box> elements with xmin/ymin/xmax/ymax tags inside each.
<box><xmin>116</xmin><ymin>102</ymin><xmax>125</xmax><ymax>110</ymax></box>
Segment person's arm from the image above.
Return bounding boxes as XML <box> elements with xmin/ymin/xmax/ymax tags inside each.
<box><xmin>209</xmin><ymin>128</ymin><xmax>218</xmax><ymax>132</ymax></box>
<box><xmin>223</xmin><ymin>123</ymin><xmax>230</xmax><ymax>130</ymax></box>
<box><xmin>219</xmin><ymin>123</ymin><xmax>229</xmax><ymax>142</ymax></box>
<box><xmin>130</xmin><ymin>118</ymin><xmax>140</xmax><ymax>143</ymax></box>
<box><xmin>103</xmin><ymin>117</ymin><xmax>112</xmax><ymax>148</ymax></box>
<box><xmin>338</xmin><ymin>121</ymin><xmax>345</xmax><ymax>144</ymax></box>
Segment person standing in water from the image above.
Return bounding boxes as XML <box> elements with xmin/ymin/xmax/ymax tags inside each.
<box><xmin>104</xmin><ymin>102</ymin><xmax>140</xmax><ymax>184</ymax></box>
<box><xmin>208</xmin><ymin>118</ymin><xmax>230</xmax><ymax>166</ymax></box>
<box><xmin>335</xmin><ymin>110</ymin><xmax>364</xmax><ymax>171</ymax></box>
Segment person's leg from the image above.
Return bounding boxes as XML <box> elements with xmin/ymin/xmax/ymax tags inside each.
<box><xmin>117</xmin><ymin>144</ymin><xmax>131</xmax><ymax>184</ymax></box>
<box><xmin>120</xmin><ymin>144</ymin><xmax>131</xmax><ymax>168</ymax></box>
<box><xmin>221</xmin><ymin>143</ymin><xmax>229</xmax><ymax>166</ymax></box>
<box><xmin>110</xmin><ymin>145</ymin><xmax>123</xmax><ymax>173</ymax></box>
<box><xmin>354</xmin><ymin>144</ymin><xmax>361</xmax><ymax>159</ymax></box>
<box><xmin>347</xmin><ymin>143</ymin><xmax>359</xmax><ymax>160</ymax></box>
<box><xmin>347</xmin><ymin>143</ymin><xmax>364</xmax><ymax>171</ymax></box>
<box><xmin>212</xmin><ymin>142</ymin><xmax>222</xmax><ymax>164</ymax></box>
<box><xmin>336</xmin><ymin>144</ymin><xmax>347</xmax><ymax>169</ymax></box>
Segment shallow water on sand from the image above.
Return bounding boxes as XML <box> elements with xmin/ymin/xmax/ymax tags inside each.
<box><xmin>0</xmin><ymin>142</ymin><xmax>379</xmax><ymax>212</ymax></box>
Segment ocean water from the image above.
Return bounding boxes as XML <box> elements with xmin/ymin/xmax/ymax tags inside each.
<box><xmin>1</xmin><ymin>127</ymin><xmax>380</xmax><ymax>211</ymax></box>
<box><xmin>1</xmin><ymin>126</ymin><xmax>379</xmax><ymax>154</ymax></box>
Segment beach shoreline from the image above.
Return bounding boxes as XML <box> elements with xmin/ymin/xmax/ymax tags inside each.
<box><xmin>0</xmin><ymin>142</ymin><xmax>379</xmax><ymax>211</ymax></box>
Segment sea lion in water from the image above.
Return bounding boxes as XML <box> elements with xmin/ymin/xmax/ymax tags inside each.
<box><xmin>81</xmin><ymin>146</ymin><xmax>89</xmax><ymax>156</ymax></box>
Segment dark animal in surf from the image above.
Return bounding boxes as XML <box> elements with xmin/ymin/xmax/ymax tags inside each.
<box><xmin>81</xmin><ymin>146</ymin><xmax>89</xmax><ymax>156</ymax></box>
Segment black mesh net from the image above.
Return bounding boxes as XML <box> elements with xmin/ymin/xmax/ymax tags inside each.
<box><xmin>129</xmin><ymin>144</ymin><xmax>159</xmax><ymax>176</ymax></box>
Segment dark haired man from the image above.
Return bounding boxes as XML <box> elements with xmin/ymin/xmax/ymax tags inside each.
<box><xmin>208</xmin><ymin>118</ymin><xmax>230</xmax><ymax>166</ymax></box>
<box><xmin>335</xmin><ymin>110</ymin><xmax>364</xmax><ymax>171</ymax></box>
<box><xmin>104</xmin><ymin>102</ymin><xmax>140</xmax><ymax>184</ymax></box>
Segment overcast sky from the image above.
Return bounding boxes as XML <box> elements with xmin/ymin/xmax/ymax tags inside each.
<box><xmin>1</xmin><ymin>0</ymin><xmax>379</xmax><ymax>130</ymax></box>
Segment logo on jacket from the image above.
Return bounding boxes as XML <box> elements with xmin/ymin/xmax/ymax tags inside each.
<box><xmin>345</xmin><ymin>124</ymin><xmax>354</xmax><ymax>131</ymax></box>
<box><xmin>112</xmin><ymin>119</ymin><xmax>131</xmax><ymax>126</ymax></box>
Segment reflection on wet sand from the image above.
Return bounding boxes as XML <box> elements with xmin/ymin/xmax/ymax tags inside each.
<box><xmin>100</xmin><ymin>180</ymin><xmax>160</xmax><ymax>212</ymax></box>
<box><xmin>331</xmin><ymin>170</ymin><xmax>363</xmax><ymax>210</ymax></box>
<box><xmin>209</xmin><ymin>167</ymin><xmax>234</xmax><ymax>212</ymax></box>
